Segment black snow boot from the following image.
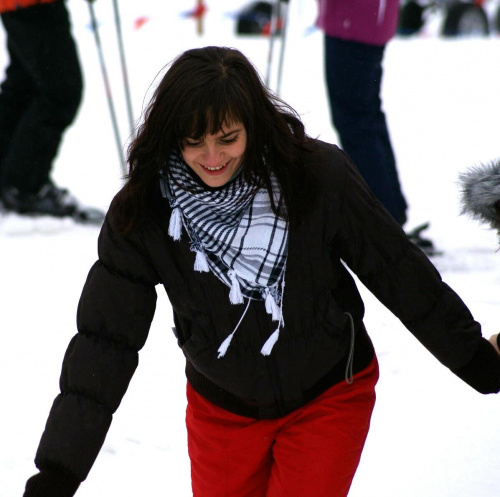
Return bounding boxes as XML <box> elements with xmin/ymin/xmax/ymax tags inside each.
<box><xmin>0</xmin><ymin>181</ymin><xmax>105</xmax><ymax>225</ymax></box>
<box><xmin>406</xmin><ymin>222</ymin><xmax>441</xmax><ymax>257</ymax></box>
<box><xmin>1</xmin><ymin>182</ymin><xmax>78</xmax><ymax>217</ymax></box>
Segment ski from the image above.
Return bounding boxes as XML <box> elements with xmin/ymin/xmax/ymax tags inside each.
<box><xmin>73</xmin><ymin>206</ymin><xmax>106</xmax><ymax>226</ymax></box>
<box><xmin>0</xmin><ymin>207</ymin><xmax>105</xmax><ymax>235</ymax></box>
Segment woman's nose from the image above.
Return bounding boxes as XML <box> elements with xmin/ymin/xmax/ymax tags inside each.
<box><xmin>203</xmin><ymin>144</ymin><xmax>222</xmax><ymax>167</ymax></box>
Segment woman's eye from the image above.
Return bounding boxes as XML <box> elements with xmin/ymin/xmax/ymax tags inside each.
<box><xmin>221</xmin><ymin>135</ymin><xmax>238</xmax><ymax>144</ymax></box>
<box><xmin>184</xmin><ymin>140</ymin><xmax>202</xmax><ymax>147</ymax></box>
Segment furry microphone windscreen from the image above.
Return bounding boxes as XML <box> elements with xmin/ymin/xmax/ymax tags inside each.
<box><xmin>459</xmin><ymin>160</ymin><xmax>500</xmax><ymax>230</ymax></box>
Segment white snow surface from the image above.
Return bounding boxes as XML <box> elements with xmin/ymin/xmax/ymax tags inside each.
<box><xmin>1</xmin><ymin>1</ymin><xmax>499</xmax><ymax>496</ymax></box>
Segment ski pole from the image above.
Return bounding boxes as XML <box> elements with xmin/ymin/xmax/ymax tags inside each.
<box><xmin>265</xmin><ymin>0</ymin><xmax>280</xmax><ymax>88</ymax></box>
<box><xmin>112</xmin><ymin>0</ymin><xmax>135</xmax><ymax>140</ymax></box>
<box><xmin>88</xmin><ymin>1</ymin><xmax>127</xmax><ymax>175</ymax></box>
<box><xmin>265</xmin><ymin>0</ymin><xmax>289</xmax><ymax>95</ymax></box>
<box><xmin>275</xmin><ymin>0</ymin><xmax>289</xmax><ymax>96</ymax></box>
<box><xmin>196</xmin><ymin>0</ymin><xmax>204</xmax><ymax>36</ymax></box>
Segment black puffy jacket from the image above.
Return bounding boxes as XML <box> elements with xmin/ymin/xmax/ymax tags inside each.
<box><xmin>32</xmin><ymin>141</ymin><xmax>500</xmax><ymax>486</ymax></box>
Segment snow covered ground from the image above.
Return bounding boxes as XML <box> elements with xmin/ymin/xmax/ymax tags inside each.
<box><xmin>1</xmin><ymin>1</ymin><xmax>499</xmax><ymax>496</ymax></box>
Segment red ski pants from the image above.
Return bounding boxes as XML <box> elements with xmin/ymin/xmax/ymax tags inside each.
<box><xmin>186</xmin><ymin>357</ymin><xmax>378</xmax><ymax>497</ymax></box>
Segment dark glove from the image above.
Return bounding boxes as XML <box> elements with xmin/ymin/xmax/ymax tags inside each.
<box><xmin>24</xmin><ymin>470</ymin><xmax>81</xmax><ymax>497</ymax></box>
<box><xmin>494</xmin><ymin>200</ymin><xmax>500</xmax><ymax>233</ymax></box>
<box><xmin>453</xmin><ymin>338</ymin><xmax>500</xmax><ymax>394</ymax></box>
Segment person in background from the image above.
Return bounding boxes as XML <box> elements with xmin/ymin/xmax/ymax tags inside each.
<box><xmin>459</xmin><ymin>159</ymin><xmax>500</xmax><ymax>354</ymax></box>
<box><xmin>460</xmin><ymin>160</ymin><xmax>500</xmax><ymax>238</ymax></box>
<box><xmin>316</xmin><ymin>0</ymin><xmax>434</xmax><ymax>250</ymax></box>
<box><xmin>23</xmin><ymin>46</ymin><xmax>499</xmax><ymax>497</ymax></box>
<box><xmin>0</xmin><ymin>0</ymin><xmax>100</xmax><ymax>221</ymax></box>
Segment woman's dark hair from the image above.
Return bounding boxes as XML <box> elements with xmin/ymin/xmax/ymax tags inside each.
<box><xmin>114</xmin><ymin>46</ymin><xmax>313</xmax><ymax>233</ymax></box>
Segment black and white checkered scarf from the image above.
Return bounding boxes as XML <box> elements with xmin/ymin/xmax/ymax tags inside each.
<box><xmin>160</xmin><ymin>153</ymin><xmax>288</xmax><ymax>357</ymax></box>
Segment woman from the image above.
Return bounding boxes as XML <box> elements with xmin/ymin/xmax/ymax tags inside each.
<box><xmin>24</xmin><ymin>46</ymin><xmax>500</xmax><ymax>497</ymax></box>
<box><xmin>316</xmin><ymin>0</ymin><xmax>407</xmax><ymax>226</ymax></box>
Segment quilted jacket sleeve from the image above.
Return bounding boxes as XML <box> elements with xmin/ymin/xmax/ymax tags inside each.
<box><xmin>32</xmin><ymin>205</ymin><xmax>160</xmax><ymax>483</ymax></box>
<box><xmin>333</xmin><ymin>149</ymin><xmax>500</xmax><ymax>394</ymax></box>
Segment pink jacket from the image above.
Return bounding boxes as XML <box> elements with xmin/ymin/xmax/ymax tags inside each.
<box><xmin>316</xmin><ymin>0</ymin><xmax>399</xmax><ymax>46</ymax></box>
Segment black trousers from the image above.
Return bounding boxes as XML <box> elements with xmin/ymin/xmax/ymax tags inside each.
<box><xmin>324</xmin><ymin>36</ymin><xmax>408</xmax><ymax>226</ymax></box>
<box><xmin>0</xmin><ymin>0</ymin><xmax>82</xmax><ymax>194</ymax></box>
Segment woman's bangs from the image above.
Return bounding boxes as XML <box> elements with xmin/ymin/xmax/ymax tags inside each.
<box><xmin>176</xmin><ymin>85</ymin><xmax>247</xmax><ymax>142</ymax></box>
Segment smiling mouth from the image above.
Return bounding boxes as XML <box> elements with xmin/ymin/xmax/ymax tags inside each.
<box><xmin>201</xmin><ymin>160</ymin><xmax>230</xmax><ymax>172</ymax></box>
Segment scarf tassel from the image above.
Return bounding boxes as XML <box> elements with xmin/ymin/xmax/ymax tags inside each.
<box><xmin>194</xmin><ymin>250</ymin><xmax>210</xmax><ymax>272</ymax></box>
<box><xmin>218</xmin><ymin>299</ymin><xmax>251</xmax><ymax>358</ymax></box>
<box><xmin>168</xmin><ymin>206</ymin><xmax>183</xmax><ymax>241</ymax></box>
<box><xmin>260</xmin><ymin>326</ymin><xmax>280</xmax><ymax>356</ymax></box>
<box><xmin>217</xmin><ymin>331</ymin><xmax>236</xmax><ymax>358</ymax></box>
<box><xmin>228</xmin><ymin>270</ymin><xmax>244</xmax><ymax>305</ymax></box>
<box><xmin>265</xmin><ymin>291</ymin><xmax>281</xmax><ymax>321</ymax></box>
<box><xmin>262</xmin><ymin>273</ymin><xmax>286</xmax><ymax>355</ymax></box>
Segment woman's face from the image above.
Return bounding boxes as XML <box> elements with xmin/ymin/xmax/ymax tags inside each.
<box><xmin>181</xmin><ymin>121</ymin><xmax>247</xmax><ymax>188</ymax></box>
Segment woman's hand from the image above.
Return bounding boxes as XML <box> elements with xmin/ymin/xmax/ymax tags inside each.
<box><xmin>488</xmin><ymin>334</ymin><xmax>500</xmax><ymax>354</ymax></box>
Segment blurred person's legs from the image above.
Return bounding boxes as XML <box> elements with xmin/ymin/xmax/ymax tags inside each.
<box><xmin>0</xmin><ymin>0</ymin><xmax>83</xmax><ymax>215</ymax></box>
<box><xmin>0</xmin><ymin>40</ymin><xmax>35</xmax><ymax>174</ymax></box>
<box><xmin>324</xmin><ymin>36</ymin><xmax>408</xmax><ymax>226</ymax></box>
